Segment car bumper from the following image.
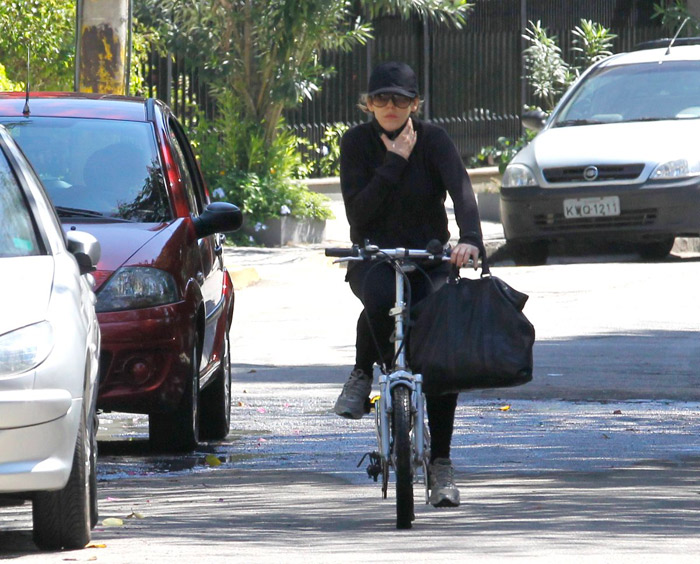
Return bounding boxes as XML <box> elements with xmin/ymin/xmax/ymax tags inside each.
<box><xmin>0</xmin><ymin>394</ymin><xmax>81</xmax><ymax>493</ymax></box>
<box><xmin>96</xmin><ymin>300</ymin><xmax>195</xmax><ymax>414</ymax></box>
<box><xmin>500</xmin><ymin>179</ymin><xmax>700</xmax><ymax>243</ymax></box>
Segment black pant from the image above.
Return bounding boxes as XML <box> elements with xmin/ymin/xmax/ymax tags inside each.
<box><xmin>346</xmin><ymin>260</ymin><xmax>458</xmax><ymax>462</ymax></box>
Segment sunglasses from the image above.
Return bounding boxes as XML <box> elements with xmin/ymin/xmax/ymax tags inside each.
<box><xmin>370</xmin><ymin>93</ymin><xmax>414</xmax><ymax>109</ymax></box>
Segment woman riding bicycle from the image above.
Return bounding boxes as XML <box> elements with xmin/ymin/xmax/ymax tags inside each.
<box><xmin>333</xmin><ymin>61</ymin><xmax>483</xmax><ymax>508</ymax></box>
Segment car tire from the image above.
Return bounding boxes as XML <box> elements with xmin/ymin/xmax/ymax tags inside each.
<box><xmin>89</xmin><ymin>412</ymin><xmax>99</xmax><ymax>528</ymax></box>
<box><xmin>32</xmin><ymin>409</ymin><xmax>93</xmax><ymax>551</ymax></box>
<box><xmin>638</xmin><ymin>237</ymin><xmax>675</xmax><ymax>260</ymax></box>
<box><xmin>509</xmin><ymin>240</ymin><xmax>549</xmax><ymax>266</ymax></box>
<box><xmin>149</xmin><ymin>340</ymin><xmax>200</xmax><ymax>453</ymax></box>
<box><xmin>200</xmin><ymin>333</ymin><xmax>232</xmax><ymax>441</ymax></box>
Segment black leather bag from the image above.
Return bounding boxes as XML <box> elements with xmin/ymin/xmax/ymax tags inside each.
<box><xmin>409</xmin><ymin>257</ymin><xmax>535</xmax><ymax>395</ymax></box>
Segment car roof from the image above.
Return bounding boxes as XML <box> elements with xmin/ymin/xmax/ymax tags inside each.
<box><xmin>0</xmin><ymin>92</ymin><xmax>150</xmax><ymax>121</ymax></box>
<box><xmin>598</xmin><ymin>44</ymin><xmax>700</xmax><ymax>68</ymax></box>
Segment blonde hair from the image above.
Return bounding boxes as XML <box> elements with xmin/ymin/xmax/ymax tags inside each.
<box><xmin>357</xmin><ymin>93</ymin><xmax>423</xmax><ymax>116</ymax></box>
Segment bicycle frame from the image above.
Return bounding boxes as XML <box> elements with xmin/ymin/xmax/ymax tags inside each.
<box><xmin>375</xmin><ymin>261</ymin><xmax>429</xmax><ymax>501</ymax></box>
<box><xmin>326</xmin><ymin>244</ymin><xmax>447</xmax><ymax>510</ymax></box>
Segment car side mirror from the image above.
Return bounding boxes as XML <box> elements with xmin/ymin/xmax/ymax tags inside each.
<box><xmin>193</xmin><ymin>202</ymin><xmax>243</xmax><ymax>238</ymax></box>
<box><xmin>521</xmin><ymin>109</ymin><xmax>548</xmax><ymax>132</ymax></box>
<box><xmin>66</xmin><ymin>230</ymin><xmax>101</xmax><ymax>275</ymax></box>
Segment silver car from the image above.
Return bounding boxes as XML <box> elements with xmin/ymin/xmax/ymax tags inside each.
<box><xmin>501</xmin><ymin>40</ymin><xmax>700</xmax><ymax>265</ymax></box>
<box><xmin>0</xmin><ymin>125</ymin><xmax>101</xmax><ymax>550</ymax></box>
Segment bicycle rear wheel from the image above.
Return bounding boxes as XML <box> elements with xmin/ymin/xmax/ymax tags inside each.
<box><xmin>392</xmin><ymin>385</ymin><xmax>414</xmax><ymax>529</ymax></box>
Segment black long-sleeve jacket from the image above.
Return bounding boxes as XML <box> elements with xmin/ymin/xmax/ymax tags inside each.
<box><xmin>339</xmin><ymin>117</ymin><xmax>483</xmax><ymax>250</ymax></box>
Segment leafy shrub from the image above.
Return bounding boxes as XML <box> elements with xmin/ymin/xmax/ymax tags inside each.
<box><xmin>191</xmin><ymin>91</ymin><xmax>333</xmax><ymax>228</ymax></box>
<box><xmin>472</xmin><ymin>19</ymin><xmax>615</xmax><ymax>171</ymax></box>
<box><xmin>469</xmin><ymin>131</ymin><xmax>536</xmax><ymax>174</ymax></box>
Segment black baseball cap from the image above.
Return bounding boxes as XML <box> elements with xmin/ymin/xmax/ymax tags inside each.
<box><xmin>368</xmin><ymin>62</ymin><xmax>419</xmax><ymax>98</ymax></box>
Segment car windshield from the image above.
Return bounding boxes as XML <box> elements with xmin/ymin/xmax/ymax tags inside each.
<box><xmin>0</xmin><ymin>117</ymin><xmax>172</xmax><ymax>223</ymax></box>
<box><xmin>553</xmin><ymin>60</ymin><xmax>700</xmax><ymax>126</ymax></box>
<box><xmin>0</xmin><ymin>153</ymin><xmax>42</xmax><ymax>257</ymax></box>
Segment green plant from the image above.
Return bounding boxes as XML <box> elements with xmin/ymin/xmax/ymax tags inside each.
<box><xmin>522</xmin><ymin>21</ymin><xmax>573</xmax><ymax>111</ymax></box>
<box><xmin>192</xmin><ymin>92</ymin><xmax>333</xmax><ymax>226</ymax></box>
<box><xmin>523</xmin><ymin>19</ymin><xmax>616</xmax><ymax>111</ymax></box>
<box><xmin>468</xmin><ymin>130</ymin><xmax>536</xmax><ymax>174</ymax></box>
<box><xmin>0</xmin><ymin>0</ymin><xmax>76</xmax><ymax>89</ymax></box>
<box><xmin>0</xmin><ymin>64</ymin><xmax>18</xmax><ymax>91</ymax></box>
<box><xmin>653</xmin><ymin>1</ymin><xmax>700</xmax><ymax>35</ymax></box>
<box><xmin>472</xmin><ymin>18</ymin><xmax>615</xmax><ymax>173</ymax></box>
<box><xmin>303</xmin><ymin>122</ymin><xmax>349</xmax><ymax>177</ymax></box>
<box><xmin>571</xmin><ymin>19</ymin><xmax>617</xmax><ymax>70</ymax></box>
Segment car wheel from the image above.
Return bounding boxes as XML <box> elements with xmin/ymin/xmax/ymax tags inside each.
<box><xmin>32</xmin><ymin>409</ymin><xmax>92</xmax><ymax>550</ymax></box>
<box><xmin>638</xmin><ymin>237</ymin><xmax>674</xmax><ymax>260</ymax></box>
<box><xmin>509</xmin><ymin>240</ymin><xmax>549</xmax><ymax>266</ymax></box>
<box><xmin>149</xmin><ymin>340</ymin><xmax>200</xmax><ymax>452</ymax></box>
<box><xmin>200</xmin><ymin>332</ymin><xmax>232</xmax><ymax>441</ymax></box>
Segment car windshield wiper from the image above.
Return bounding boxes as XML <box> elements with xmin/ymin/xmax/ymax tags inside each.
<box><xmin>620</xmin><ymin>117</ymin><xmax>670</xmax><ymax>123</ymax></box>
<box><xmin>55</xmin><ymin>206</ymin><xmax>132</xmax><ymax>222</ymax></box>
<box><xmin>552</xmin><ymin>119</ymin><xmax>606</xmax><ymax>128</ymax></box>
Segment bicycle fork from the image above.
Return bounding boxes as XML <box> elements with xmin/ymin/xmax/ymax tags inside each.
<box><xmin>376</xmin><ymin>373</ymin><xmax>428</xmax><ymax>494</ymax></box>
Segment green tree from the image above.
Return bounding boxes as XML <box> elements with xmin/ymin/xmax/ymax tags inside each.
<box><xmin>136</xmin><ymin>0</ymin><xmax>472</xmax><ymax>229</ymax></box>
<box><xmin>0</xmin><ymin>0</ymin><xmax>76</xmax><ymax>90</ymax></box>
<box><xmin>137</xmin><ymin>0</ymin><xmax>472</xmax><ymax>163</ymax></box>
<box><xmin>0</xmin><ymin>0</ymin><xmax>157</xmax><ymax>93</ymax></box>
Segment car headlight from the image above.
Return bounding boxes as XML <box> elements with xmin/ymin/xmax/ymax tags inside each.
<box><xmin>0</xmin><ymin>321</ymin><xmax>53</xmax><ymax>376</ymax></box>
<box><xmin>502</xmin><ymin>164</ymin><xmax>537</xmax><ymax>187</ymax></box>
<box><xmin>651</xmin><ymin>159</ymin><xmax>700</xmax><ymax>180</ymax></box>
<box><xmin>96</xmin><ymin>267</ymin><xmax>178</xmax><ymax>312</ymax></box>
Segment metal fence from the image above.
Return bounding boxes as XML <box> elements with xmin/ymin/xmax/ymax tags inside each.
<box><xmin>144</xmin><ymin>0</ymin><xmax>666</xmax><ymax>169</ymax></box>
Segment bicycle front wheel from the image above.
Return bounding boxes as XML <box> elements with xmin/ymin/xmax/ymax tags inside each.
<box><xmin>392</xmin><ymin>385</ymin><xmax>414</xmax><ymax>529</ymax></box>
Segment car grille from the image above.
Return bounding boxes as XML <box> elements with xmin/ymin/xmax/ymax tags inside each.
<box><xmin>543</xmin><ymin>164</ymin><xmax>645</xmax><ymax>183</ymax></box>
<box><xmin>534</xmin><ymin>208</ymin><xmax>658</xmax><ymax>231</ymax></box>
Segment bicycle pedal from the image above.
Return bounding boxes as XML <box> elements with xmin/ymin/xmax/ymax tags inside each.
<box><xmin>357</xmin><ymin>451</ymin><xmax>383</xmax><ymax>482</ymax></box>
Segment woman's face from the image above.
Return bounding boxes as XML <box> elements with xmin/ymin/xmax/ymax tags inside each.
<box><xmin>367</xmin><ymin>94</ymin><xmax>419</xmax><ymax>133</ymax></box>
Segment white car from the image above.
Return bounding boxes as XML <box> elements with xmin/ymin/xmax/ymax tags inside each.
<box><xmin>0</xmin><ymin>125</ymin><xmax>101</xmax><ymax>550</ymax></box>
<box><xmin>501</xmin><ymin>39</ymin><xmax>700</xmax><ymax>265</ymax></box>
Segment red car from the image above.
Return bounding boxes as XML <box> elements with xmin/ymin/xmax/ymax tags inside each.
<box><xmin>0</xmin><ymin>93</ymin><xmax>243</xmax><ymax>452</ymax></box>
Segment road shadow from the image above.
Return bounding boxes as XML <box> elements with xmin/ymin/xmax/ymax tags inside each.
<box><xmin>4</xmin><ymin>458</ymin><xmax>699</xmax><ymax>560</ymax></box>
<box><xmin>232</xmin><ymin>329</ymin><xmax>700</xmax><ymax>402</ymax></box>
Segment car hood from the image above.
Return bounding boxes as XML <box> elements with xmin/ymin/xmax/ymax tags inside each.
<box><xmin>0</xmin><ymin>257</ymin><xmax>53</xmax><ymax>335</ymax></box>
<box><xmin>62</xmin><ymin>221</ymin><xmax>172</xmax><ymax>272</ymax></box>
<box><xmin>530</xmin><ymin>119</ymin><xmax>700</xmax><ymax>167</ymax></box>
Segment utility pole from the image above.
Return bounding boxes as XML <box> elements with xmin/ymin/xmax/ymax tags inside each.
<box><xmin>75</xmin><ymin>0</ymin><xmax>132</xmax><ymax>94</ymax></box>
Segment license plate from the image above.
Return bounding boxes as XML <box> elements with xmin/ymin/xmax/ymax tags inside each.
<box><xmin>563</xmin><ymin>196</ymin><xmax>620</xmax><ymax>219</ymax></box>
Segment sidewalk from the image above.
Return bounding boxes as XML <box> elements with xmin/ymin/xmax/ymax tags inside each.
<box><xmin>224</xmin><ymin>188</ymin><xmax>700</xmax><ymax>288</ymax></box>
<box><xmin>225</xmin><ymin>194</ymin><xmax>505</xmax><ymax>288</ymax></box>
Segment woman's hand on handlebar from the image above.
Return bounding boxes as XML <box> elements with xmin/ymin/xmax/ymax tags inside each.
<box><xmin>450</xmin><ymin>242</ymin><xmax>480</xmax><ymax>270</ymax></box>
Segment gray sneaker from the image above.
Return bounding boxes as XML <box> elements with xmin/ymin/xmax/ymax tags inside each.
<box><xmin>429</xmin><ymin>458</ymin><xmax>460</xmax><ymax>508</ymax></box>
<box><xmin>333</xmin><ymin>369</ymin><xmax>372</xmax><ymax>419</ymax></box>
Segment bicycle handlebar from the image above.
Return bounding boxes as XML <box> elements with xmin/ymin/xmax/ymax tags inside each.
<box><xmin>325</xmin><ymin>241</ymin><xmax>451</xmax><ymax>262</ymax></box>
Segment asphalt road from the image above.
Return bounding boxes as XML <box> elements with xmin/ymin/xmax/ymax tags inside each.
<box><xmin>1</xmin><ymin>243</ymin><xmax>699</xmax><ymax>562</ymax></box>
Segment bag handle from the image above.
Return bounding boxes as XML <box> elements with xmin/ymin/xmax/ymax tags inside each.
<box><xmin>449</xmin><ymin>240</ymin><xmax>490</xmax><ymax>282</ymax></box>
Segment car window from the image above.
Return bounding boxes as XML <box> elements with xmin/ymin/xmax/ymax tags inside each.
<box><xmin>555</xmin><ymin>60</ymin><xmax>700</xmax><ymax>124</ymax></box>
<box><xmin>0</xmin><ymin>117</ymin><xmax>172</xmax><ymax>223</ymax></box>
<box><xmin>167</xmin><ymin>117</ymin><xmax>204</xmax><ymax>216</ymax></box>
<box><xmin>0</xmin><ymin>152</ymin><xmax>42</xmax><ymax>257</ymax></box>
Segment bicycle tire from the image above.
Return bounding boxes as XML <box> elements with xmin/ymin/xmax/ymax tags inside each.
<box><xmin>392</xmin><ymin>385</ymin><xmax>414</xmax><ymax>529</ymax></box>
